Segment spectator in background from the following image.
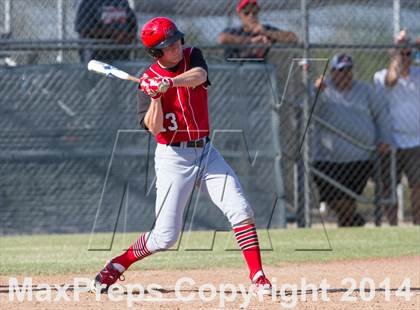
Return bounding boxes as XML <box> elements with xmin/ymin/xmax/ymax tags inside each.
<box><xmin>217</xmin><ymin>0</ymin><xmax>298</xmax><ymax>60</ymax></box>
<box><xmin>374</xmin><ymin>30</ymin><xmax>420</xmax><ymax>225</ymax></box>
<box><xmin>75</xmin><ymin>0</ymin><xmax>138</xmax><ymax>62</ymax></box>
<box><xmin>311</xmin><ymin>53</ymin><xmax>392</xmax><ymax>227</ymax></box>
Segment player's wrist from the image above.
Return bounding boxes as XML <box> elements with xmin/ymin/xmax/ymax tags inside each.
<box><xmin>156</xmin><ymin>78</ymin><xmax>174</xmax><ymax>93</ymax></box>
<box><xmin>162</xmin><ymin>77</ymin><xmax>174</xmax><ymax>88</ymax></box>
<box><xmin>151</xmin><ymin>93</ymin><xmax>162</xmax><ymax>100</ymax></box>
<box><xmin>163</xmin><ymin>77</ymin><xmax>173</xmax><ymax>86</ymax></box>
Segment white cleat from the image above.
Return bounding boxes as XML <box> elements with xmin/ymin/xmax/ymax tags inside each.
<box><xmin>250</xmin><ymin>270</ymin><xmax>272</xmax><ymax>295</ymax></box>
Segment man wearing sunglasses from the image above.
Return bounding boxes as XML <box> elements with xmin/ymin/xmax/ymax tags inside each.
<box><xmin>374</xmin><ymin>30</ymin><xmax>420</xmax><ymax>225</ymax></box>
<box><xmin>312</xmin><ymin>53</ymin><xmax>392</xmax><ymax>227</ymax></box>
<box><xmin>217</xmin><ymin>0</ymin><xmax>298</xmax><ymax>60</ymax></box>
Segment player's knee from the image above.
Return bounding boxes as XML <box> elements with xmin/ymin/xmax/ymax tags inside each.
<box><xmin>153</xmin><ymin>231</ymin><xmax>179</xmax><ymax>250</ymax></box>
<box><xmin>233</xmin><ymin>217</ymin><xmax>255</xmax><ymax>227</ymax></box>
<box><xmin>226</xmin><ymin>208</ymin><xmax>254</xmax><ymax>227</ymax></box>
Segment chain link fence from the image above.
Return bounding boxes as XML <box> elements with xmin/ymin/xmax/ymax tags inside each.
<box><xmin>1</xmin><ymin>0</ymin><xmax>420</xmax><ymax>234</ymax></box>
<box><xmin>2</xmin><ymin>0</ymin><xmax>420</xmax><ymax>64</ymax></box>
<box><xmin>0</xmin><ymin>62</ymin><xmax>285</xmax><ymax>234</ymax></box>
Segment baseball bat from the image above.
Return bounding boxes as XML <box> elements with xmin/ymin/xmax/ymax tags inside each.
<box><xmin>87</xmin><ymin>60</ymin><xmax>140</xmax><ymax>83</ymax></box>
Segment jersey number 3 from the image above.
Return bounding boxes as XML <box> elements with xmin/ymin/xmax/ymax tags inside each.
<box><xmin>164</xmin><ymin>112</ymin><xmax>178</xmax><ymax>131</ymax></box>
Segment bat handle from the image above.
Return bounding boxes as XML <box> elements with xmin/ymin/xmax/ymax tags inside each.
<box><xmin>127</xmin><ymin>75</ymin><xmax>141</xmax><ymax>84</ymax></box>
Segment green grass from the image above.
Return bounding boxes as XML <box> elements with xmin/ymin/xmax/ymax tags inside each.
<box><xmin>0</xmin><ymin>227</ymin><xmax>419</xmax><ymax>275</ymax></box>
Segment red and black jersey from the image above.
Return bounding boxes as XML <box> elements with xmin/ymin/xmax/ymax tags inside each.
<box><xmin>137</xmin><ymin>47</ymin><xmax>210</xmax><ymax>144</ymax></box>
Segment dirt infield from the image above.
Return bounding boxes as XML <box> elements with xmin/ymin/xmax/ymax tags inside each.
<box><xmin>1</xmin><ymin>256</ymin><xmax>419</xmax><ymax>309</ymax></box>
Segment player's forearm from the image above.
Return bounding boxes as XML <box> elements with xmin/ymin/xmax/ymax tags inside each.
<box><xmin>217</xmin><ymin>32</ymin><xmax>251</xmax><ymax>45</ymax></box>
<box><xmin>171</xmin><ymin>67</ymin><xmax>207</xmax><ymax>88</ymax></box>
<box><xmin>144</xmin><ymin>98</ymin><xmax>164</xmax><ymax>135</ymax></box>
<box><xmin>385</xmin><ymin>58</ymin><xmax>400</xmax><ymax>87</ymax></box>
<box><xmin>385</xmin><ymin>68</ymin><xmax>399</xmax><ymax>87</ymax></box>
<box><xmin>266</xmin><ymin>30</ymin><xmax>299</xmax><ymax>43</ymax></box>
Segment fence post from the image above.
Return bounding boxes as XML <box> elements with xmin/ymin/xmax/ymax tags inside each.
<box><xmin>393</xmin><ymin>0</ymin><xmax>400</xmax><ymax>38</ymax></box>
<box><xmin>373</xmin><ymin>150</ymin><xmax>383</xmax><ymax>226</ymax></box>
<box><xmin>296</xmin><ymin>0</ymin><xmax>311</xmax><ymax>227</ymax></box>
<box><xmin>57</xmin><ymin>0</ymin><xmax>65</xmax><ymax>63</ymax></box>
<box><xmin>270</xmin><ymin>66</ymin><xmax>287</xmax><ymax>228</ymax></box>
<box><xmin>4</xmin><ymin>0</ymin><xmax>11</xmax><ymax>34</ymax></box>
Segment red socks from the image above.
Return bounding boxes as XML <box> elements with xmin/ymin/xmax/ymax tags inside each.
<box><xmin>112</xmin><ymin>233</ymin><xmax>152</xmax><ymax>270</ymax></box>
<box><xmin>233</xmin><ymin>223</ymin><xmax>263</xmax><ymax>280</ymax></box>
<box><xmin>112</xmin><ymin>225</ymin><xmax>263</xmax><ymax>280</ymax></box>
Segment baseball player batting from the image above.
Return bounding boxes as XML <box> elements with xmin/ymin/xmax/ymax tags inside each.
<box><xmin>94</xmin><ymin>17</ymin><xmax>272</xmax><ymax>295</ymax></box>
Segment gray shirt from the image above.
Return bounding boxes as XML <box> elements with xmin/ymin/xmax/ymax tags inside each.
<box><xmin>311</xmin><ymin>79</ymin><xmax>392</xmax><ymax>163</ymax></box>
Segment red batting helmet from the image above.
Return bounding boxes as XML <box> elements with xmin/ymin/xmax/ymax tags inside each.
<box><xmin>141</xmin><ymin>17</ymin><xmax>185</xmax><ymax>58</ymax></box>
